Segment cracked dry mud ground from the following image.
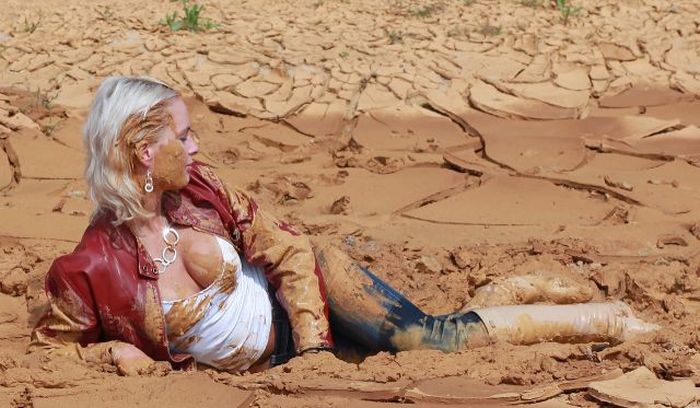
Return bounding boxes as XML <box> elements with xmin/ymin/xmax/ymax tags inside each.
<box><xmin>2</xmin><ymin>0</ymin><xmax>700</xmax><ymax>406</ymax></box>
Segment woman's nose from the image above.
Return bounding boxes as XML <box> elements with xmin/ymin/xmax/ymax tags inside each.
<box><xmin>186</xmin><ymin>136</ymin><xmax>199</xmax><ymax>155</ymax></box>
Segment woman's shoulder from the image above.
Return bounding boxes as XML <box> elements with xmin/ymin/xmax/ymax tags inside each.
<box><xmin>49</xmin><ymin>217</ymin><xmax>122</xmax><ymax>280</ymax></box>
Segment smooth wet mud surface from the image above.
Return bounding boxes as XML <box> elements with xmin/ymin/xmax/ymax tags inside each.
<box><xmin>2</xmin><ymin>0</ymin><xmax>700</xmax><ymax>406</ymax></box>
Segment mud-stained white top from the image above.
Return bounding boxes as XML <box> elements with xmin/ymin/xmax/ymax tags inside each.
<box><xmin>161</xmin><ymin>236</ymin><xmax>272</xmax><ymax>372</ymax></box>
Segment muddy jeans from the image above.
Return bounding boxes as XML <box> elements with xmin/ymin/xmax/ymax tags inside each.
<box><xmin>269</xmin><ymin>295</ymin><xmax>296</xmax><ymax>366</ymax></box>
<box><xmin>270</xmin><ymin>256</ymin><xmax>489</xmax><ymax>366</ymax></box>
<box><xmin>327</xmin><ymin>264</ymin><xmax>487</xmax><ymax>353</ymax></box>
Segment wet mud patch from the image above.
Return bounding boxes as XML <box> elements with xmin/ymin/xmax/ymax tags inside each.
<box><xmin>4</xmin><ymin>1</ymin><xmax>700</xmax><ymax>403</ymax></box>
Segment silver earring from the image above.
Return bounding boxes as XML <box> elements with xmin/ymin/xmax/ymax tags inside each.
<box><xmin>144</xmin><ymin>170</ymin><xmax>154</xmax><ymax>193</ymax></box>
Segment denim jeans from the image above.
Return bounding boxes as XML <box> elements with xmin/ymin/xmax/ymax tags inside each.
<box><xmin>268</xmin><ymin>295</ymin><xmax>296</xmax><ymax>366</ymax></box>
<box><xmin>269</xmin><ymin>261</ymin><xmax>487</xmax><ymax>366</ymax></box>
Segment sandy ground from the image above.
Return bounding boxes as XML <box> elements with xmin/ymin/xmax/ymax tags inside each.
<box><xmin>2</xmin><ymin>0</ymin><xmax>700</xmax><ymax>406</ymax></box>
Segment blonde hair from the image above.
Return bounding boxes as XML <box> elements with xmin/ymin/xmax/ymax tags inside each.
<box><xmin>83</xmin><ymin>76</ymin><xmax>178</xmax><ymax>225</ymax></box>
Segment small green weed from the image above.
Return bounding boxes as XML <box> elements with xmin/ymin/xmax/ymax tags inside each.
<box><xmin>43</xmin><ymin>92</ymin><xmax>58</xmax><ymax>110</ymax></box>
<box><xmin>42</xmin><ymin>122</ymin><xmax>59</xmax><ymax>137</ymax></box>
<box><xmin>446</xmin><ymin>27</ymin><xmax>461</xmax><ymax>37</ymax></box>
<box><xmin>479</xmin><ymin>23</ymin><xmax>502</xmax><ymax>36</ymax></box>
<box><xmin>409</xmin><ymin>2</ymin><xmax>443</xmax><ymax>18</ymax></box>
<box><xmin>96</xmin><ymin>6</ymin><xmax>114</xmax><ymax>21</ymax></box>
<box><xmin>32</xmin><ymin>88</ymin><xmax>58</xmax><ymax>111</ymax></box>
<box><xmin>339</xmin><ymin>50</ymin><xmax>349</xmax><ymax>59</ymax></box>
<box><xmin>462</xmin><ymin>0</ymin><xmax>476</xmax><ymax>5</ymax></box>
<box><xmin>161</xmin><ymin>0</ymin><xmax>218</xmax><ymax>32</ymax></box>
<box><xmin>22</xmin><ymin>15</ymin><xmax>41</xmax><ymax>33</ymax></box>
<box><xmin>33</xmin><ymin>88</ymin><xmax>43</xmax><ymax>110</ymax></box>
<box><xmin>387</xmin><ymin>30</ymin><xmax>403</xmax><ymax>44</ymax></box>
<box><xmin>556</xmin><ymin>0</ymin><xmax>582</xmax><ymax>24</ymax></box>
<box><xmin>29</xmin><ymin>88</ymin><xmax>60</xmax><ymax>136</ymax></box>
<box><xmin>520</xmin><ymin>0</ymin><xmax>543</xmax><ymax>7</ymax></box>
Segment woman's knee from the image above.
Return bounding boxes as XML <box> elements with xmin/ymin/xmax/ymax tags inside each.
<box><xmin>314</xmin><ymin>243</ymin><xmax>356</xmax><ymax>288</ymax></box>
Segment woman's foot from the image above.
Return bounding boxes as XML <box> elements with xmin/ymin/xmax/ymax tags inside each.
<box><xmin>471</xmin><ymin>302</ymin><xmax>659</xmax><ymax>345</ymax></box>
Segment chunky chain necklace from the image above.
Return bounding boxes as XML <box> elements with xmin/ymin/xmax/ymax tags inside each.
<box><xmin>153</xmin><ymin>226</ymin><xmax>180</xmax><ymax>274</ymax></box>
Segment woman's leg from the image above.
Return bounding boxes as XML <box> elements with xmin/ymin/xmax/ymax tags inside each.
<box><xmin>472</xmin><ymin>302</ymin><xmax>659</xmax><ymax>345</ymax></box>
<box><xmin>316</xmin><ymin>245</ymin><xmax>659</xmax><ymax>352</ymax></box>
<box><xmin>316</xmin><ymin>246</ymin><xmax>490</xmax><ymax>353</ymax></box>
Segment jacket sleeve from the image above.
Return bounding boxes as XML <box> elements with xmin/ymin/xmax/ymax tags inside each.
<box><xmin>213</xmin><ymin>179</ymin><xmax>333</xmax><ymax>353</ymax></box>
<box><xmin>231</xmin><ymin>188</ymin><xmax>333</xmax><ymax>353</ymax></box>
<box><xmin>29</xmin><ymin>258</ymin><xmax>121</xmax><ymax>364</ymax></box>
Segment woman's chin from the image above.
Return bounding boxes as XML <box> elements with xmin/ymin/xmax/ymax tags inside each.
<box><xmin>175</xmin><ymin>173</ymin><xmax>190</xmax><ymax>189</ymax></box>
<box><xmin>162</xmin><ymin>174</ymin><xmax>190</xmax><ymax>191</ymax></box>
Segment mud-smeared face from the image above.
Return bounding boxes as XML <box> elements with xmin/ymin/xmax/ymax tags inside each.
<box><xmin>150</xmin><ymin>97</ymin><xmax>198</xmax><ymax>191</ymax></box>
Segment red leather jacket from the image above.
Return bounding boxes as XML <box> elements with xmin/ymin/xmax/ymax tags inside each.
<box><xmin>30</xmin><ymin>162</ymin><xmax>333</xmax><ymax>369</ymax></box>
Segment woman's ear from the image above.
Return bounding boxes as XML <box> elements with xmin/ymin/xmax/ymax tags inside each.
<box><xmin>134</xmin><ymin>142</ymin><xmax>155</xmax><ymax>169</ymax></box>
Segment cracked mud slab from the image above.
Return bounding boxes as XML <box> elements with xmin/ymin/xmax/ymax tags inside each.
<box><xmin>403</xmin><ymin>176</ymin><xmax>616</xmax><ymax>226</ymax></box>
<box><xmin>2</xmin><ymin>0</ymin><xmax>700</xmax><ymax>407</ymax></box>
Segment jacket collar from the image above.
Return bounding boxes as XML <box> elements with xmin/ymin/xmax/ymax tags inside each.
<box><xmin>135</xmin><ymin>238</ymin><xmax>160</xmax><ymax>279</ymax></box>
<box><xmin>95</xmin><ymin>185</ymin><xmax>224</xmax><ymax>281</ymax></box>
<box><xmin>96</xmin><ymin>215</ymin><xmax>161</xmax><ymax>280</ymax></box>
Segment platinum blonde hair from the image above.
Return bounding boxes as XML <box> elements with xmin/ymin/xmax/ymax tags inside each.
<box><xmin>83</xmin><ymin>76</ymin><xmax>178</xmax><ymax>225</ymax></box>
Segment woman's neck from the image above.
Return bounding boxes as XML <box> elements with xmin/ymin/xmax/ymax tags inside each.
<box><xmin>128</xmin><ymin>188</ymin><xmax>168</xmax><ymax>236</ymax></box>
<box><xmin>141</xmin><ymin>186</ymin><xmax>164</xmax><ymax>215</ymax></box>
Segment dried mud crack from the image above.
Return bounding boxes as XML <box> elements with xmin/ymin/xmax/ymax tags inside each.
<box><xmin>3</xmin><ymin>0</ymin><xmax>700</xmax><ymax>406</ymax></box>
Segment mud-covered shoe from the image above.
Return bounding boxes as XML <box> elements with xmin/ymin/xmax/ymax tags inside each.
<box><xmin>611</xmin><ymin>301</ymin><xmax>660</xmax><ymax>341</ymax></box>
<box><xmin>471</xmin><ymin>302</ymin><xmax>660</xmax><ymax>345</ymax></box>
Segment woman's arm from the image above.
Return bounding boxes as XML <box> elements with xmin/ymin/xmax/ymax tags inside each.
<box><xmin>30</xmin><ymin>257</ymin><xmax>103</xmax><ymax>353</ymax></box>
<box><xmin>193</xmin><ymin>164</ymin><xmax>333</xmax><ymax>353</ymax></box>
<box><xmin>227</xmin><ymin>187</ymin><xmax>333</xmax><ymax>353</ymax></box>
<box><xmin>29</xmin><ymin>258</ymin><xmax>152</xmax><ymax>373</ymax></box>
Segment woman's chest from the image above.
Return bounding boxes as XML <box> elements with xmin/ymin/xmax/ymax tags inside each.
<box><xmin>155</xmin><ymin>228</ymin><xmax>229</xmax><ymax>301</ymax></box>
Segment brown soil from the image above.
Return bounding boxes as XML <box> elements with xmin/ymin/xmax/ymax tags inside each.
<box><xmin>2</xmin><ymin>0</ymin><xmax>700</xmax><ymax>406</ymax></box>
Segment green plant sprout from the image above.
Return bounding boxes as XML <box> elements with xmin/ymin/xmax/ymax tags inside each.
<box><xmin>22</xmin><ymin>15</ymin><xmax>41</xmax><ymax>33</ymax></box>
<box><xmin>387</xmin><ymin>30</ymin><xmax>403</xmax><ymax>44</ymax></box>
<box><xmin>161</xmin><ymin>0</ymin><xmax>218</xmax><ymax>32</ymax></box>
<box><xmin>479</xmin><ymin>23</ymin><xmax>502</xmax><ymax>36</ymax></box>
<box><xmin>96</xmin><ymin>6</ymin><xmax>114</xmax><ymax>21</ymax></box>
<box><xmin>409</xmin><ymin>2</ymin><xmax>443</xmax><ymax>18</ymax></box>
<box><xmin>556</xmin><ymin>0</ymin><xmax>582</xmax><ymax>24</ymax></box>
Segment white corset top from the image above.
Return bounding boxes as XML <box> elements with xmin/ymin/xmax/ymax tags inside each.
<box><xmin>161</xmin><ymin>236</ymin><xmax>272</xmax><ymax>372</ymax></box>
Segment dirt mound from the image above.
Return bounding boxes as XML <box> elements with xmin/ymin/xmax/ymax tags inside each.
<box><xmin>2</xmin><ymin>0</ymin><xmax>700</xmax><ymax>406</ymax></box>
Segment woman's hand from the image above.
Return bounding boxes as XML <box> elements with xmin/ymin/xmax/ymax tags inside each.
<box><xmin>110</xmin><ymin>343</ymin><xmax>168</xmax><ymax>376</ymax></box>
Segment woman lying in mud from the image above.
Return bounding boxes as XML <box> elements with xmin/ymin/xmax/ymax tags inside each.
<box><xmin>30</xmin><ymin>76</ymin><xmax>659</xmax><ymax>376</ymax></box>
